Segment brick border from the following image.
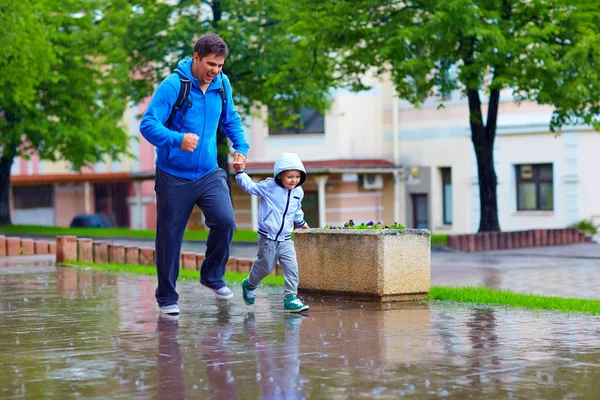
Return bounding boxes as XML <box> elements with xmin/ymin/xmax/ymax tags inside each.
<box><xmin>48</xmin><ymin>236</ymin><xmax>270</xmax><ymax>275</ymax></box>
<box><xmin>447</xmin><ymin>228</ymin><xmax>591</xmax><ymax>252</ymax></box>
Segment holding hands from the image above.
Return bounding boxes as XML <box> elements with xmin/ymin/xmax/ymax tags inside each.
<box><xmin>233</xmin><ymin>152</ymin><xmax>247</xmax><ymax>172</ymax></box>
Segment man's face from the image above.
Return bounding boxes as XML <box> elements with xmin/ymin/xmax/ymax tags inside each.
<box><xmin>193</xmin><ymin>53</ymin><xmax>225</xmax><ymax>86</ymax></box>
<box><xmin>278</xmin><ymin>170</ymin><xmax>302</xmax><ymax>190</ymax></box>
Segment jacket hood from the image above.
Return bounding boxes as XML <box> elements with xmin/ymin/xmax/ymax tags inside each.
<box><xmin>274</xmin><ymin>153</ymin><xmax>306</xmax><ymax>187</ymax></box>
<box><xmin>174</xmin><ymin>57</ymin><xmax>224</xmax><ymax>90</ymax></box>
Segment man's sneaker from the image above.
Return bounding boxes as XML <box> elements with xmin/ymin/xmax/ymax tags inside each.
<box><xmin>212</xmin><ymin>286</ymin><xmax>234</xmax><ymax>300</ymax></box>
<box><xmin>160</xmin><ymin>304</ymin><xmax>180</xmax><ymax>315</ymax></box>
<box><xmin>159</xmin><ymin>312</ymin><xmax>180</xmax><ymax>321</ymax></box>
<box><xmin>283</xmin><ymin>295</ymin><xmax>309</xmax><ymax>313</ymax></box>
<box><xmin>242</xmin><ymin>278</ymin><xmax>257</xmax><ymax>305</ymax></box>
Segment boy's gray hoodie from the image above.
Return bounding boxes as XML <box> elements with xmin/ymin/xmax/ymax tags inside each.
<box><xmin>236</xmin><ymin>153</ymin><xmax>307</xmax><ymax>241</ymax></box>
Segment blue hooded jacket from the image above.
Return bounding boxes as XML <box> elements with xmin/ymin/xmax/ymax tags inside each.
<box><xmin>236</xmin><ymin>153</ymin><xmax>307</xmax><ymax>241</ymax></box>
<box><xmin>140</xmin><ymin>58</ymin><xmax>249</xmax><ymax>180</ymax></box>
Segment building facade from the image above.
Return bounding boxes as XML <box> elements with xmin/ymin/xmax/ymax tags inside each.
<box><xmin>9</xmin><ymin>77</ymin><xmax>600</xmax><ymax>233</ymax></box>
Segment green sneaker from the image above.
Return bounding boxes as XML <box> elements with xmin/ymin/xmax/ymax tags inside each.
<box><xmin>242</xmin><ymin>278</ymin><xmax>257</xmax><ymax>305</ymax></box>
<box><xmin>283</xmin><ymin>295</ymin><xmax>309</xmax><ymax>313</ymax></box>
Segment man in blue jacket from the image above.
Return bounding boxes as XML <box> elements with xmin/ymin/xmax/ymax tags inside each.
<box><xmin>140</xmin><ymin>33</ymin><xmax>249</xmax><ymax>315</ymax></box>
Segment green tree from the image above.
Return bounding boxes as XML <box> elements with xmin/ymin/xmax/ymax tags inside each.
<box><xmin>0</xmin><ymin>0</ymin><xmax>132</xmax><ymax>225</ymax></box>
<box><xmin>121</xmin><ymin>0</ymin><xmax>338</xmax><ymax>174</ymax></box>
<box><xmin>291</xmin><ymin>0</ymin><xmax>600</xmax><ymax>232</ymax></box>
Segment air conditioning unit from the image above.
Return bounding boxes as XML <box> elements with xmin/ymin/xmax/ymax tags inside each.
<box><xmin>360</xmin><ymin>174</ymin><xmax>384</xmax><ymax>190</ymax></box>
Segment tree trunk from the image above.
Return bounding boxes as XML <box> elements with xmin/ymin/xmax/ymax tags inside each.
<box><xmin>467</xmin><ymin>88</ymin><xmax>501</xmax><ymax>232</ymax></box>
<box><xmin>0</xmin><ymin>153</ymin><xmax>14</xmax><ymax>226</ymax></box>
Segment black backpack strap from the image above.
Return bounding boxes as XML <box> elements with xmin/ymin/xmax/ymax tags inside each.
<box><xmin>165</xmin><ymin>71</ymin><xmax>192</xmax><ymax>128</ymax></box>
<box><xmin>217</xmin><ymin>72</ymin><xmax>227</xmax><ymax>133</ymax></box>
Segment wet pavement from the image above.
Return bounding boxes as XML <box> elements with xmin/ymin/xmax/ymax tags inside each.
<box><xmin>431</xmin><ymin>246</ymin><xmax>600</xmax><ymax>300</ymax></box>
<box><xmin>1</xmin><ymin>265</ymin><xmax>599</xmax><ymax>399</ymax></box>
<box><xmin>3</xmin><ymin>238</ymin><xmax>599</xmax><ymax>299</ymax></box>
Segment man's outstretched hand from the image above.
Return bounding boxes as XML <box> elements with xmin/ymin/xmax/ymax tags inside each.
<box><xmin>233</xmin><ymin>152</ymin><xmax>247</xmax><ymax>172</ymax></box>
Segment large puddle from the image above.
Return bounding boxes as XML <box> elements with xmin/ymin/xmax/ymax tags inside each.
<box><xmin>0</xmin><ymin>266</ymin><xmax>598</xmax><ymax>399</ymax></box>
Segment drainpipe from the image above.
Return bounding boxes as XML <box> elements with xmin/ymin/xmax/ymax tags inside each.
<box><xmin>392</xmin><ymin>91</ymin><xmax>403</xmax><ymax>224</ymax></box>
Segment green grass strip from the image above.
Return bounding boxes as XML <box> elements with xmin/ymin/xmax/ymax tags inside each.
<box><xmin>1</xmin><ymin>225</ymin><xmax>258</xmax><ymax>243</ymax></box>
<box><xmin>429</xmin><ymin>285</ymin><xmax>600</xmax><ymax>315</ymax></box>
<box><xmin>2</xmin><ymin>225</ymin><xmax>449</xmax><ymax>247</ymax></box>
<box><xmin>68</xmin><ymin>261</ymin><xmax>284</xmax><ymax>287</ymax></box>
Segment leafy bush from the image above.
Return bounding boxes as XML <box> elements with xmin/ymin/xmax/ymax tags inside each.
<box><xmin>570</xmin><ymin>219</ymin><xmax>599</xmax><ymax>236</ymax></box>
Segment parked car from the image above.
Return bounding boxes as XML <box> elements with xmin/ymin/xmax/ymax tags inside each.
<box><xmin>69</xmin><ymin>213</ymin><xmax>117</xmax><ymax>228</ymax></box>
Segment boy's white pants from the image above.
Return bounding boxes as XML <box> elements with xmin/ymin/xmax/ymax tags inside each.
<box><xmin>248</xmin><ymin>235</ymin><xmax>299</xmax><ymax>297</ymax></box>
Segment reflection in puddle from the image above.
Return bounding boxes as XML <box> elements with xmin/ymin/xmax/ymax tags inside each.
<box><xmin>0</xmin><ymin>266</ymin><xmax>599</xmax><ymax>399</ymax></box>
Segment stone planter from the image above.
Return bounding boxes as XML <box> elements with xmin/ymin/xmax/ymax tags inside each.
<box><xmin>294</xmin><ymin>229</ymin><xmax>430</xmax><ymax>302</ymax></box>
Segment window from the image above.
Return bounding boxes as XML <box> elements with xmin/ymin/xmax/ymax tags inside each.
<box><xmin>441</xmin><ymin>167</ymin><xmax>453</xmax><ymax>224</ymax></box>
<box><xmin>516</xmin><ymin>164</ymin><xmax>553</xmax><ymax>211</ymax></box>
<box><xmin>269</xmin><ymin>107</ymin><xmax>325</xmax><ymax>135</ymax></box>
<box><xmin>12</xmin><ymin>185</ymin><xmax>54</xmax><ymax>209</ymax></box>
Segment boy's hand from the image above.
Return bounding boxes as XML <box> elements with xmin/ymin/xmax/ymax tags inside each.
<box><xmin>299</xmin><ymin>223</ymin><xmax>310</xmax><ymax>230</ymax></box>
<box><xmin>233</xmin><ymin>152</ymin><xmax>246</xmax><ymax>172</ymax></box>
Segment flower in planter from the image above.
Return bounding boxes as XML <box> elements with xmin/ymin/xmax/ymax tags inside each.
<box><xmin>323</xmin><ymin>220</ymin><xmax>406</xmax><ymax>230</ymax></box>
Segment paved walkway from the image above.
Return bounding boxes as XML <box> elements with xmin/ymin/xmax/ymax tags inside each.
<box><xmin>432</xmin><ymin>242</ymin><xmax>600</xmax><ymax>299</ymax></box>
<box><xmin>1</xmin><ymin>266</ymin><xmax>599</xmax><ymax>399</ymax></box>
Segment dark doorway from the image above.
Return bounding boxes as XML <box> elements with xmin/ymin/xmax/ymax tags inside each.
<box><xmin>94</xmin><ymin>182</ymin><xmax>130</xmax><ymax>228</ymax></box>
<box><xmin>302</xmin><ymin>191</ymin><xmax>319</xmax><ymax>228</ymax></box>
<box><xmin>411</xmin><ymin>194</ymin><xmax>429</xmax><ymax>229</ymax></box>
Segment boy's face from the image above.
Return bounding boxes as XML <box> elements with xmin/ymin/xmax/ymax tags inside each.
<box><xmin>278</xmin><ymin>170</ymin><xmax>302</xmax><ymax>190</ymax></box>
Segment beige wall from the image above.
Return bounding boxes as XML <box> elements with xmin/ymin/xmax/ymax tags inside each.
<box><xmin>248</xmin><ymin>87</ymin><xmax>386</xmax><ymax>163</ymax></box>
<box><xmin>54</xmin><ymin>184</ymin><xmax>87</xmax><ymax>227</ymax></box>
<box><xmin>399</xmin><ymin>136</ymin><xmax>473</xmax><ymax>233</ymax></box>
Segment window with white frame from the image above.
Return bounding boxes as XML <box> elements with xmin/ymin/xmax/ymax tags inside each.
<box><xmin>516</xmin><ymin>164</ymin><xmax>553</xmax><ymax>211</ymax></box>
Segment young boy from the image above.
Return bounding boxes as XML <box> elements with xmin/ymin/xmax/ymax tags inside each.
<box><xmin>234</xmin><ymin>153</ymin><xmax>310</xmax><ymax>312</ymax></box>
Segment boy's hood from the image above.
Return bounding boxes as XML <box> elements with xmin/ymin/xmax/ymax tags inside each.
<box><xmin>274</xmin><ymin>153</ymin><xmax>306</xmax><ymax>187</ymax></box>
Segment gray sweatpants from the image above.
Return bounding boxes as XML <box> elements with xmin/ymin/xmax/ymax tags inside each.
<box><xmin>248</xmin><ymin>235</ymin><xmax>299</xmax><ymax>297</ymax></box>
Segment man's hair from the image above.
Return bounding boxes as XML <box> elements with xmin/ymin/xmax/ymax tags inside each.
<box><xmin>194</xmin><ymin>33</ymin><xmax>228</xmax><ymax>59</ymax></box>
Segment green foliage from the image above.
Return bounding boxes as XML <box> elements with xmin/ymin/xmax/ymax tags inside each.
<box><xmin>431</xmin><ymin>234</ymin><xmax>449</xmax><ymax>247</ymax></box>
<box><xmin>0</xmin><ymin>0</ymin><xmax>132</xmax><ymax>167</ymax></box>
<box><xmin>429</xmin><ymin>285</ymin><xmax>600</xmax><ymax>315</ymax></box>
<box><xmin>122</xmin><ymin>0</ymin><xmax>339</xmax><ymax>128</ymax></box>
<box><xmin>291</xmin><ymin>0</ymin><xmax>600</xmax><ymax>125</ymax></box>
<box><xmin>570</xmin><ymin>219</ymin><xmax>599</xmax><ymax>236</ymax></box>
